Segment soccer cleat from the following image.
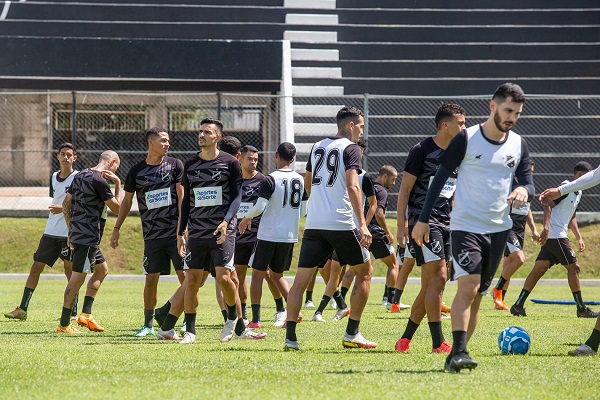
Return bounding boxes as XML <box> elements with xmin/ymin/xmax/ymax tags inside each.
<box><xmin>297</xmin><ymin>312</ymin><xmax>303</xmax><ymax>323</ymax></box>
<box><xmin>330</xmin><ymin>299</ymin><xmax>337</xmax><ymax>309</ymax></box>
<box><xmin>247</xmin><ymin>321</ymin><xmax>263</xmax><ymax>329</ymax></box>
<box><xmin>398</xmin><ymin>302</ymin><xmax>410</xmax><ymax>310</ymax></box>
<box><xmin>154</xmin><ymin>310</ymin><xmax>165</xmax><ymax>328</ymax></box>
<box><xmin>494</xmin><ymin>301</ymin><xmax>510</xmax><ymax>311</ymax></box>
<box><xmin>510</xmin><ymin>305</ymin><xmax>527</xmax><ymax>317</ymax></box>
<box><xmin>236</xmin><ymin>329</ymin><xmax>267</xmax><ymax>340</ymax></box>
<box><xmin>333</xmin><ymin>307</ymin><xmax>350</xmax><ymax>322</ymax></box>
<box><xmin>577</xmin><ymin>307</ymin><xmax>599</xmax><ymax>318</ymax></box>
<box><xmin>56</xmin><ymin>324</ymin><xmax>81</xmax><ymax>334</ymax></box>
<box><xmin>273</xmin><ymin>311</ymin><xmax>287</xmax><ymax>328</ymax></box>
<box><xmin>432</xmin><ymin>341</ymin><xmax>452</xmax><ymax>354</ymax></box>
<box><xmin>179</xmin><ymin>332</ymin><xmax>196</xmax><ymax>344</ymax></box>
<box><xmin>342</xmin><ymin>332</ymin><xmax>377</xmax><ymax>349</ymax></box>
<box><xmin>395</xmin><ymin>337</ymin><xmax>411</xmax><ymax>353</ymax></box>
<box><xmin>568</xmin><ymin>343</ymin><xmax>597</xmax><ymax>357</ymax></box>
<box><xmin>157</xmin><ymin>328</ymin><xmax>181</xmax><ymax>341</ymax></box>
<box><xmin>312</xmin><ymin>313</ymin><xmax>326</xmax><ymax>322</ymax></box>
<box><xmin>385</xmin><ymin>302</ymin><xmax>393</xmax><ymax>310</ymax></box>
<box><xmin>77</xmin><ymin>313</ymin><xmax>104</xmax><ymax>332</ymax></box>
<box><xmin>390</xmin><ymin>302</ymin><xmax>410</xmax><ymax>313</ymax></box>
<box><xmin>220</xmin><ymin>319</ymin><xmax>237</xmax><ymax>342</ymax></box>
<box><xmin>179</xmin><ymin>322</ymin><xmax>187</xmax><ymax>335</ymax></box>
<box><xmin>444</xmin><ymin>352</ymin><xmax>478</xmax><ymax>373</ymax></box>
<box><xmin>284</xmin><ymin>339</ymin><xmax>300</xmax><ymax>351</ymax></box>
<box><xmin>382</xmin><ymin>296</ymin><xmax>388</xmax><ymax>306</ymax></box>
<box><xmin>492</xmin><ymin>288</ymin><xmax>508</xmax><ymax>310</ymax></box>
<box><xmin>441</xmin><ymin>312</ymin><xmax>451</xmax><ymax>320</ymax></box>
<box><xmin>441</xmin><ymin>302</ymin><xmax>451</xmax><ymax>314</ymax></box>
<box><xmin>4</xmin><ymin>307</ymin><xmax>27</xmax><ymax>320</ymax></box>
<box><xmin>135</xmin><ymin>326</ymin><xmax>155</xmax><ymax>337</ymax></box>
<box><xmin>303</xmin><ymin>300</ymin><xmax>316</xmax><ymax>309</ymax></box>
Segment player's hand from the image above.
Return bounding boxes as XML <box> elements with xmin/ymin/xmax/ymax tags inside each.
<box><xmin>358</xmin><ymin>225</ymin><xmax>372</xmax><ymax>249</ymax></box>
<box><xmin>238</xmin><ymin>218</ymin><xmax>251</xmax><ymax>235</ymax></box>
<box><xmin>177</xmin><ymin>235</ymin><xmax>186</xmax><ymax>258</ymax></box>
<box><xmin>397</xmin><ymin>225</ymin><xmax>409</xmax><ymax>248</ymax></box>
<box><xmin>67</xmin><ymin>236</ymin><xmax>73</xmax><ymax>250</ymax></box>
<box><xmin>578</xmin><ymin>238</ymin><xmax>585</xmax><ymax>252</ymax></box>
<box><xmin>110</xmin><ymin>228</ymin><xmax>120</xmax><ymax>249</ymax></box>
<box><xmin>101</xmin><ymin>170</ymin><xmax>120</xmax><ymax>184</ymax></box>
<box><xmin>539</xmin><ymin>188</ymin><xmax>561</xmax><ymax>206</ymax></box>
<box><xmin>538</xmin><ymin>229</ymin><xmax>549</xmax><ymax>246</ymax></box>
<box><xmin>385</xmin><ymin>230</ymin><xmax>395</xmax><ymax>246</ymax></box>
<box><xmin>48</xmin><ymin>204</ymin><xmax>63</xmax><ymax>214</ymax></box>
<box><xmin>411</xmin><ymin>221</ymin><xmax>430</xmax><ymax>247</ymax></box>
<box><xmin>507</xmin><ymin>186</ymin><xmax>528</xmax><ymax>209</ymax></box>
<box><xmin>214</xmin><ymin>221</ymin><xmax>228</xmax><ymax>245</ymax></box>
<box><xmin>531</xmin><ymin>230</ymin><xmax>541</xmax><ymax>242</ymax></box>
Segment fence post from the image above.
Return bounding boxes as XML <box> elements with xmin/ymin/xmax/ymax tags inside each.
<box><xmin>71</xmin><ymin>91</ymin><xmax>77</xmax><ymax>145</ymax></box>
<box><xmin>217</xmin><ymin>92</ymin><xmax>222</xmax><ymax>120</ymax></box>
<box><xmin>363</xmin><ymin>93</ymin><xmax>369</xmax><ymax>171</ymax></box>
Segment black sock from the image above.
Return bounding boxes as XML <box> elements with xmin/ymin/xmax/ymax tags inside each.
<box><xmin>346</xmin><ymin>318</ymin><xmax>360</xmax><ymax>336</ymax></box>
<box><xmin>60</xmin><ymin>307</ymin><xmax>72</xmax><ymax>327</ymax></box>
<box><xmin>184</xmin><ymin>313</ymin><xmax>196</xmax><ymax>334</ymax></box>
<box><xmin>82</xmin><ymin>296</ymin><xmax>94</xmax><ymax>314</ymax></box>
<box><xmin>161</xmin><ymin>313</ymin><xmax>178</xmax><ymax>332</ymax></box>
<box><xmin>585</xmin><ymin>328</ymin><xmax>600</xmax><ymax>352</ymax></box>
<box><xmin>514</xmin><ymin>289</ymin><xmax>530</xmax><ymax>308</ymax></box>
<box><xmin>274</xmin><ymin>297</ymin><xmax>285</xmax><ymax>313</ymax></box>
<box><xmin>387</xmin><ymin>287</ymin><xmax>396</xmax><ymax>303</ymax></box>
<box><xmin>251</xmin><ymin>304</ymin><xmax>261</xmax><ymax>323</ymax></box>
<box><xmin>234</xmin><ymin>317</ymin><xmax>246</xmax><ymax>336</ymax></box>
<box><xmin>452</xmin><ymin>330</ymin><xmax>468</xmax><ymax>356</ymax></box>
<box><xmin>340</xmin><ymin>286</ymin><xmax>349</xmax><ymax>300</ymax></box>
<box><xmin>496</xmin><ymin>276</ymin><xmax>508</xmax><ymax>291</ymax></box>
<box><xmin>333</xmin><ymin>291</ymin><xmax>347</xmax><ymax>309</ymax></box>
<box><xmin>392</xmin><ymin>289</ymin><xmax>402</xmax><ymax>304</ymax></box>
<box><xmin>71</xmin><ymin>294</ymin><xmax>79</xmax><ymax>316</ymax></box>
<box><xmin>20</xmin><ymin>287</ymin><xmax>35</xmax><ymax>311</ymax></box>
<box><xmin>305</xmin><ymin>291</ymin><xmax>313</xmax><ymax>303</ymax></box>
<box><xmin>227</xmin><ymin>304</ymin><xmax>237</xmax><ymax>321</ymax></box>
<box><xmin>317</xmin><ymin>295</ymin><xmax>331</xmax><ymax>314</ymax></box>
<box><xmin>402</xmin><ymin>318</ymin><xmax>420</xmax><ymax>340</ymax></box>
<box><xmin>383</xmin><ymin>285</ymin><xmax>388</xmax><ymax>300</ymax></box>
<box><xmin>241</xmin><ymin>303</ymin><xmax>247</xmax><ymax>320</ymax></box>
<box><xmin>573</xmin><ymin>291</ymin><xmax>586</xmax><ymax>311</ymax></box>
<box><xmin>502</xmin><ymin>290</ymin><xmax>507</xmax><ymax>300</ymax></box>
<box><xmin>144</xmin><ymin>309</ymin><xmax>154</xmax><ymax>328</ymax></box>
<box><xmin>286</xmin><ymin>321</ymin><xmax>297</xmax><ymax>341</ymax></box>
<box><xmin>221</xmin><ymin>309</ymin><xmax>228</xmax><ymax>323</ymax></box>
<box><xmin>428</xmin><ymin>321</ymin><xmax>444</xmax><ymax>349</ymax></box>
<box><xmin>159</xmin><ymin>300</ymin><xmax>171</xmax><ymax>316</ymax></box>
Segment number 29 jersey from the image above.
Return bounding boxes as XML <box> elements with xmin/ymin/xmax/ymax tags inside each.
<box><xmin>305</xmin><ymin>137</ymin><xmax>363</xmax><ymax>231</ymax></box>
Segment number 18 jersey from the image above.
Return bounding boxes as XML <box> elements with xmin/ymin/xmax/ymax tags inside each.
<box><xmin>305</xmin><ymin>137</ymin><xmax>363</xmax><ymax>231</ymax></box>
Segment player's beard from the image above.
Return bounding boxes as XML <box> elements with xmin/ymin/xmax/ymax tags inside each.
<box><xmin>493</xmin><ymin>110</ymin><xmax>514</xmax><ymax>133</ymax></box>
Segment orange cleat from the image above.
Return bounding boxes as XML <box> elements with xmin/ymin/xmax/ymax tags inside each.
<box><xmin>56</xmin><ymin>324</ymin><xmax>81</xmax><ymax>334</ymax></box>
<box><xmin>441</xmin><ymin>302</ymin><xmax>451</xmax><ymax>314</ymax></box>
<box><xmin>395</xmin><ymin>337</ymin><xmax>411</xmax><ymax>353</ymax></box>
<box><xmin>492</xmin><ymin>288</ymin><xmax>508</xmax><ymax>310</ymax></box>
<box><xmin>77</xmin><ymin>313</ymin><xmax>105</xmax><ymax>332</ymax></box>
<box><xmin>432</xmin><ymin>340</ymin><xmax>452</xmax><ymax>354</ymax></box>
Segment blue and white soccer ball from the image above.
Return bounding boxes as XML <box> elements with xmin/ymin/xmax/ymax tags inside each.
<box><xmin>498</xmin><ymin>326</ymin><xmax>531</xmax><ymax>355</ymax></box>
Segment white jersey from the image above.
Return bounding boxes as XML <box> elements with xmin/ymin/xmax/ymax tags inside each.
<box><xmin>305</xmin><ymin>137</ymin><xmax>363</xmax><ymax>231</ymax></box>
<box><xmin>549</xmin><ymin>180</ymin><xmax>582</xmax><ymax>239</ymax></box>
<box><xmin>257</xmin><ymin>169</ymin><xmax>307</xmax><ymax>243</ymax></box>
<box><xmin>44</xmin><ymin>170</ymin><xmax>78</xmax><ymax>237</ymax></box>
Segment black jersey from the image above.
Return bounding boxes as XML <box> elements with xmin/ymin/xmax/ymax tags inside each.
<box><xmin>180</xmin><ymin>152</ymin><xmax>243</xmax><ymax>240</ymax></box>
<box><xmin>124</xmin><ymin>156</ymin><xmax>184</xmax><ymax>241</ymax></box>
<box><xmin>405</xmin><ymin>137</ymin><xmax>456</xmax><ymax>228</ymax></box>
<box><xmin>367</xmin><ymin>180</ymin><xmax>389</xmax><ymax>242</ymax></box>
<box><xmin>236</xmin><ymin>172</ymin><xmax>266</xmax><ymax>244</ymax></box>
<box><xmin>67</xmin><ymin>169</ymin><xmax>114</xmax><ymax>247</ymax></box>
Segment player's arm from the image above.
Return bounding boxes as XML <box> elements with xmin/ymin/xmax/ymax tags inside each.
<box><xmin>509</xmin><ymin>140</ymin><xmax>534</xmax><ymax>209</ymax></box>
<box><xmin>396</xmin><ymin>172</ymin><xmax>417</xmax><ymax>247</ymax></box>
<box><xmin>541</xmin><ymin>164</ymin><xmax>600</xmax><ymax>204</ymax></box>
<box><xmin>238</xmin><ymin>197</ymin><xmax>268</xmax><ymax>234</ymax></box>
<box><xmin>364</xmin><ymin>194</ymin><xmax>376</xmax><ymax>229</ymax></box>
<box><xmin>110</xmin><ymin>191</ymin><xmax>134</xmax><ymax>249</ymax></box>
<box><xmin>539</xmin><ymin>203</ymin><xmax>552</xmax><ymax>246</ymax></box>
<box><xmin>304</xmin><ymin>171</ymin><xmax>312</xmax><ymax>195</ymax></box>
<box><xmin>62</xmin><ymin>192</ymin><xmax>72</xmax><ymax>231</ymax></box>
<box><xmin>177</xmin><ymin>179</ymin><xmax>191</xmax><ymax>257</ymax></box>
<box><xmin>300</xmin><ymin>189</ymin><xmax>309</xmax><ymax>217</ymax></box>
<box><xmin>347</xmin><ymin>168</ymin><xmax>371</xmax><ymax>248</ymax></box>
<box><xmin>569</xmin><ymin>212</ymin><xmax>585</xmax><ymax>252</ymax></box>
<box><xmin>526</xmin><ymin>208</ymin><xmax>540</xmax><ymax>242</ymax></box>
<box><xmin>215</xmin><ymin>161</ymin><xmax>243</xmax><ymax>244</ymax></box>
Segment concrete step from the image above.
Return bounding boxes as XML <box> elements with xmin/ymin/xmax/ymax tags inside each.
<box><xmin>292</xmin><ymin>66</ymin><xmax>342</xmax><ymax>79</ymax></box>
<box><xmin>285</xmin><ymin>13</ymin><xmax>339</xmax><ymax>25</ymax></box>
<box><xmin>293</xmin><ymin>104</ymin><xmax>343</xmax><ymax>117</ymax></box>
<box><xmin>291</xmin><ymin>48</ymin><xmax>339</xmax><ymax>61</ymax></box>
<box><xmin>294</xmin><ymin>122</ymin><xmax>337</xmax><ymax>136</ymax></box>
<box><xmin>284</xmin><ymin>0</ymin><xmax>336</xmax><ymax>9</ymax></box>
<box><xmin>292</xmin><ymin>85</ymin><xmax>344</xmax><ymax>96</ymax></box>
<box><xmin>284</xmin><ymin>30</ymin><xmax>337</xmax><ymax>44</ymax></box>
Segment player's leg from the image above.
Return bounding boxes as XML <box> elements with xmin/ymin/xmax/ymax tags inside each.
<box><xmin>342</xmin><ymin>259</ymin><xmax>376</xmax><ymax>348</ymax></box>
<box><xmin>235</xmin><ymin>264</ymin><xmax>249</xmax><ymax>321</ymax></box>
<box><xmin>466</xmin><ymin>292</ymin><xmax>483</xmax><ymax>341</ymax></box>
<box><xmin>57</xmin><ymin>244</ymin><xmax>94</xmax><ymax>333</ymax></box>
<box><xmin>340</xmin><ymin>266</ymin><xmax>355</xmax><ymax>301</ymax></box>
<box><xmin>395</xmin><ymin>264</ymin><xmax>427</xmax><ymax>353</ymax></box>
<box><xmin>304</xmin><ymin>268</ymin><xmax>318</xmax><ymax>308</ymax></box>
<box><xmin>247</xmin><ymin>240</ymin><xmax>273</xmax><ymax>328</ymax></box>
<box><xmin>391</xmin><ymin>246</ymin><xmax>415</xmax><ymax>310</ymax></box>
<box><xmin>494</xmin><ymin>230</ymin><xmax>524</xmax><ymax>309</ymax></box>
<box><xmin>565</xmin><ymin>262</ymin><xmax>599</xmax><ymax>318</ymax></box>
<box><xmin>266</xmin><ymin>269</ymin><xmax>285</xmax><ymax>313</ymax></box>
<box><xmin>62</xmin><ymin>259</ymin><xmax>79</xmax><ymax>317</ymax></box>
<box><xmin>423</xmin><ymin>259</ymin><xmax>449</xmax><ymax>351</ymax></box>
<box><xmin>77</xmin><ymin>255</ymin><xmax>108</xmax><ymax>332</ymax></box>
<box><xmin>569</xmin><ymin>314</ymin><xmax>600</xmax><ymax>356</ymax></box>
<box><xmin>510</xmin><ymin>259</ymin><xmax>549</xmax><ymax>316</ymax></box>
<box><xmin>136</xmin><ymin>273</ymin><xmax>160</xmax><ymax>336</ymax></box>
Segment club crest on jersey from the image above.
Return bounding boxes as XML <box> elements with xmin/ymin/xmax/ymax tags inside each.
<box><xmin>161</xmin><ymin>170</ymin><xmax>171</xmax><ymax>182</ymax></box>
<box><xmin>570</xmin><ymin>249</ymin><xmax>576</xmax><ymax>258</ymax></box>
<box><xmin>212</xmin><ymin>170</ymin><xmax>222</xmax><ymax>181</ymax></box>
<box><xmin>513</xmin><ymin>237</ymin><xmax>520</xmax><ymax>247</ymax></box>
<box><xmin>407</xmin><ymin>244</ymin><xmax>415</xmax><ymax>257</ymax></box>
<box><xmin>431</xmin><ymin>239</ymin><xmax>441</xmax><ymax>254</ymax></box>
<box><xmin>245</xmin><ymin>186</ymin><xmax>255</xmax><ymax>196</ymax></box>
<box><xmin>61</xmin><ymin>246</ymin><xmax>70</xmax><ymax>257</ymax></box>
<box><xmin>504</xmin><ymin>155</ymin><xmax>516</xmax><ymax>168</ymax></box>
<box><xmin>143</xmin><ymin>256</ymin><xmax>148</xmax><ymax>268</ymax></box>
<box><xmin>457</xmin><ymin>251</ymin><xmax>470</xmax><ymax>267</ymax></box>
<box><xmin>184</xmin><ymin>252</ymin><xmax>192</xmax><ymax>263</ymax></box>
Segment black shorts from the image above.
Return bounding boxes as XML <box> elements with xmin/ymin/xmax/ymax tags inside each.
<box><xmin>409</xmin><ymin>224</ymin><xmax>450</xmax><ymax>267</ymax></box>
<box><xmin>184</xmin><ymin>234</ymin><xmax>235</xmax><ymax>272</ymax></box>
<box><xmin>234</xmin><ymin>241</ymin><xmax>256</xmax><ymax>266</ymax></box>
<box><xmin>369</xmin><ymin>240</ymin><xmax>394</xmax><ymax>260</ymax></box>
<box><xmin>249</xmin><ymin>240</ymin><xmax>294</xmax><ymax>273</ymax></box>
<box><xmin>71</xmin><ymin>244</ymin><xmax>105</xmax><ymax>274</ymax></box>
<box><xmin>450</xmin><ymin>230</ymin><xmax>509</xmax><ymax>293</ymax></box>
<box><xmin>504</xmin><ymin>220</ymin><xmax>526</xmax><ymax>256</ymax></box>
<box><xmin>536</xmin><ymin>238</ymin><xmax>577</xmax><ymax>267</ymax></box>
<box><xmin>396</xmin><ymin>243</ymin><xmax>415</xmax><ymax>264</ymax></box>
<box><xmin>33</xmin><ymin>235</ymin><xmax>71</xmax><ymax>267</ymax></box>
<box><xmin>143</xmin><ymin>237</ymin><xmax>183</xmax><ymax>275</ymax></box>
<box><xmin>298</xmin><ymin>229</ymin><xmax>370</xmax><ymax>268</ymax></box>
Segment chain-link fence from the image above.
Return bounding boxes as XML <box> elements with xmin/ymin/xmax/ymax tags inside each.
<box><xmin>1</xmin><ymin>91</ymin><xmax>599</xmax><ymax>212</ymax></box>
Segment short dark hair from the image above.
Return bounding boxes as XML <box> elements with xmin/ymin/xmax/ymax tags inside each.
<box><xmin>357</xmin><ymin>138</ymin><xmax>368</xmax><ymax>152</ymax></box>
<box><xmin>435</xmin><ymin>103</ymin><xmax>466</xmax><ymax>130</ymax></box>
<box><xmin>200</xmin><ymin>117</ymin><xmax>224</xmax><ymax>133</ymax></box>
<box><xmin>240</xmin><ymin>145</ymin><xmax>259</xmax><ymax>155</ymax></box>
<box><xmin>336</xmin><ymin>106</ymin><xmax>364</xmax><ymax>129</ymax></box>
<box><xmin>574</xmin><ymin>161</ymin><xmax>593</xmax><ymax>173</ymax></box>
<box><xmin>146</xmin><ymin>127</ymin><xmax>167</xmax><ymax>143</ymax></box>
<box><xmin>492</xmin><ymin>82</ymin><xmax>525</xmax><ymax>104</ymax></box>
<box><xmin>219</xmin><ymin>135</ymin><xmax>242</xmax><ymax>156</ymax></box>
<box><xmin>277</xmin><ymin>142</ymin><xmax>296</xmax><ymax>162</ymax></box>
<box><xmin>58</xmin><ymin>142</ymin><xmax>75</xmax><ymax>154</ymax></box>
<box><xmin>379</xmin><ymin>165</ymin><xmax>397</xmax><ymax>177</ymax></box>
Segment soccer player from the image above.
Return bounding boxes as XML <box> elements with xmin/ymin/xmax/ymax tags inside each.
<box><xmin>157</xmin><ymin>118</ymin><xmax>265</xmax><ymax>343</ymax></box>
<box><xmin>395</xmin><ymin>103</ymin><xmax>465</xmax><ymax>354</ymax></box>
<box><xmin>412</xmin><ymin>83</ymin><xmax>534</xmax><ymax>372</ymax></box>
<box><xmin>5</xmin><ymin>143</ymin><xmax>79</xmax><ymax>321</ymax></box>
<box><xmin>238</xmin><ymin>142</ymin><xmax>308</xmax><ymax>327</ymax></box>
<box><xmin>492</xmin><ymin>162</ymin><xmax>540</xmax><ymax>310</ymax></box>
<box><xmin>510</xmin><ymin>161</ymin><xmax>598</xmax><ymax>319</ymax></box>
<box><xmin>539</xmin><ymin>163</ymin><xmax>600</xmax><ymax>356</ymax></box>
<box><xmin>284</xmin><ymin>106</ymin><xmax>376</xmax><ymax>351</ymax></box>
<box><xmin>57</xmin><ymin>151</ymin><xmax>122</xmax><ymax>333</ymax></box>
<box><xmin>110</xmin><ymin>127</ymin><xmax>185</xmax><ymax>337</ymax></box>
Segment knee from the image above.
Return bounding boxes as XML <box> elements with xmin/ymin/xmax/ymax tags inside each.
<box><xmin>568</xmin><ymin>263</ymin><xmax>581</xmax><ymax>275</ymax></box>
<box><xmin>95</xmin><ymin>263</ymin><xmax>108</xmax><ymax>277</ymax></box>
<box><xmin>216</xmin><ymin>274</ymin><xmax>231</xmax><ymax>287</ymax></box>
<box><xmin>30</xmin><ymin>262</ymin><xmax>45</xmax><ymax>275</ymax></box>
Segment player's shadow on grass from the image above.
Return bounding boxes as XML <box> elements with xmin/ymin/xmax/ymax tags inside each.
<box><xmin>327</xmin><ymin>368</ymin><xmax>441</xmax><ymax>375</ymax></box>
<box><xmin>0</xmin><ymin>331</ymin><xmax>52</xmax><ymax>336</ymax></box>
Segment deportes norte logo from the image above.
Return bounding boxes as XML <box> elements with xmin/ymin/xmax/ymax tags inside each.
<box><xmin>148</xmin><ymin>191</ymin><xmax>169</xmax><ymax>204</ymax></box>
